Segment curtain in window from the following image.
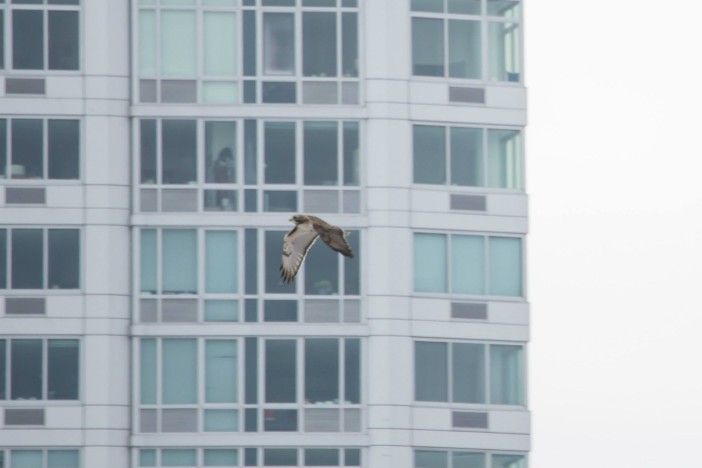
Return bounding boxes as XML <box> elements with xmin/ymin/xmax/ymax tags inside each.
<box><xmin>140</xmin><ymin>230</ymin><xmax>157</xmax><ymax>294</ymax></box>
<box><xmin>161</xmin><ymin>11</ymin><xmax>196</xmax><ymax>76</ymax></box>
<box><xmin>415</xmin><ymin>342</ymin><xmax>448</xmax><ymax>401</ymax></box>
<box><xmin>412</xmin><ymin>18</ymin><xmax>444</xmax><ymax>76</ymax></box>
<box><xmin>451</xmin><ymin>235</ymin><xmax>485</xmax><ymax>294</ymax></box>
<box><xmin>206</xmin><ymin>340</ymin><xmax>238</xmax><ymax>403</ymax></box>
<box><xmin>452</xmin><ymin>342</ymin><xmax>485</xmax><ymax>403</ymax></box>
<box><xmin>490</xmin><ymin>345</ymin><xmax>524</xmax><ymax>405</ymax></box>
<box><xmin>206</xmin><ymin>231</ymin><xmax>238</xmax><ymax>293</ymax></box>
<box><xmin>263</xmin><ymin>13</ymin><xmax>295</xmax><ymax>75</ymax></box>
<box><xmin>162</xmin><ymin>339</ymin><xmax>197</xmax><ymax>404</ymax></box>
<box><xmin>489</xmin><ymin>237</ymin><xmax>522</xmax><ymax>296</ymax></box>
<box><xmin>162</xmin><ymin>230</ymin><xmax>197</xmax><ymax>294</ymax></box>
<box><xmin>140</xmin><ymin>339</ymin><xmax>157</xmax><ymax>404</ymax></box>
<box><xmin>448</xmin><ymin>19</ymin><xmax>481</xmax><ymax>78</ymax></box>
<box><xmin>414</xmin><ymin>234</ymin><xmax>447</xmax><ymax>293</ymax></box>
<box><xmin>204</xmin><ymin>12</ymin><xmax>236</xmax><ymax>76</ymax></box>
<box><xmin>139</xmin><ymin>11</ymin><xmax>157</xmax><ymax>75</ymax></box>
<box><xmin>488</xmin><ymin>129</ymin><xmax>522</xmax><ymax>189</ymax></box>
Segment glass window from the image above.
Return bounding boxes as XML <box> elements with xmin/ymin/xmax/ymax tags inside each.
<box><xmin>48</xmin><ymin>120</ymin><xmax>80</xmax><ymax>180</ymax></box>
<box><xmin>414</xmin><ymin>125</ymin><xmax>446</xmax><ymax>185</ymax></box>
<box><xmin>47</xmin><ymin>450</ymin><xmax>80</xmax><ymax>468</ymax></box>
<box><xmin>12</xmin><ymin>10</ymin><xmax>43</xmax><ymax>69</ymax></box>
<box><xmin>139</xmin><ymin>10</ymin><xmax>157</xmax><ymax>75</ymax></box>
<box><xmin>140</xmin><ymin>339</ymin><xmax>157</xmax><ymax>404</ymax></box>
<box><xmin>449</xmin><ymin>0</ymin><xmax>481</xmax><ymax>14</ymax></box>
<box><xmin>162</xmin><ymin>449</ymin><xmax>197</xmax><ymax>466</ymax></box>
<box><xmin>490</xmin><ymin>345</ymin><xmax>524</xmax><ymax>404</ymax></box>
<box><xmin>48</xmin><ymin>339</ymin><xmax>79</xmax><ymax>399</ymax></box>
<box><xmin>162</xmin><ymin>120</ymin><xmax>197</xmax><ymax>184</ymax></box>
<box><xmin>162</xmin><ymin>339</ymin><xmax>197</xmax><ymax>404</ymax></box>
<box><xmin>204</xmin><ymin>12</ymin><xmax>237</xmax><ymax>76</ymax></box>
<box><xmin>264</xmin><ymin>122</ymin><xmax>296</xmax><ymax>184</ymax></box>
<box><xmin>412</xmin><ymin>18</ymin><xmax>444</xmax><ymax>76</ymax></box>
<box><xmin>305</xmin><ymin>339</ymin><xmax>339</xmax><ymax>403</ymax></box>
<box><xmin>415</xmin><ymin>450</ymin><xmax>448</xmax><ymax>468</ymax></box>
<box><xmin>305</xmin><ymin>235</ymin><xmax>339</xmax><ymax>295</ymax></box>
<box><xmin>450</xmin><ymin>127</ymin><xmax>482</xmax><ymax>186</ymax></box>
<box><xmin>0</xmin><ymin>230</ymin><xmax>5</xmax><ymax>289</ymax></box>
<box><xmin>451</xmin><ymin>235</ymin><xmax>484</xmax><ymax>295</ymax></box>
<box><xmin>140</xmin><ymin>230</ymin><xmax>157</xmax><ymax>294</ymax></box>
<box><xmin>205</xmin><ymin>340</ymin><xmax>238</xmax><ymax>403</ymax></box>
<box><xmin>48</xmin><ymin>229</ymin><xmax>80</xmax><ymax>289</ymax></box>
<box><xmin>161</xmin><ymin>11</ymin><xmax>196</xmax><ymax>76</ymax></box>
<box><xmin>453</xmin><ymin>452</ymin><xmax>485</xmax><ymax>468</ymax></box>
<box><xmin>413</xmin><ymin>234</ymin><xmax>447</xmax><ymax>293</ymax></box>
<box><xmin>205</xmin><ymin>122</ymin><xmax>236</xmax><ymax>183</ymax></box>
<box><xmin>492</xmin><ymin>454</ymin><xmax>526</xmax><ymax>468</ymax></box>
<box><xmin>11</xmin><ymin>450</ymin><xmax>43</xmax><ymax>468</ymax></box>
<box><xmin>204</xmin><ymin>449</ymin><xmax>238</xmax><ymax>467</ymax></box>
<box><xmin>341</xmin><ymin>12</ymin><xmax>358</xmax><ymax>77</ymax></box>
<box><xmin>0</xmin><ymin>120</ymin><xmax>6</xmax><ymax>178</ymax></box>
<box><xmin>303</xmin><ymin>12</ymin><xmax>336</xmax><ymax>77</ymax></box>
<box><xmin>343</xmin><ymin>121</ymin><xmax>359</xmax><ymax>185</ymax></box>
<box><xmin>448</xmin><ymin>20</ymin><xmax>481</xmax><ymax>79</ymax></box>
<box><xmin>411</xmin><ymin>0</ymin><xmax>443</xmax><ymax>12</ymax></box>
<box><xmin>487</xmin><ymin>129</ymin><xmax>522</xmax><ymax>189</ymax></box>
<box><xmin>415</xmin><ymin>342</ymin><xmax>448</xmax><ymax>402</ymax></box>
<box><xmin>11</xmin><ymin>229</ymin><xmax>43</xmax><ymax>289</ymax></box>
<box><xmin>11</xmin><ymin>119</ymin><xmax>43</xmax><ymax>180</ymax></box>
<box><xmin>263</xmin><ymin>13</ymin><xmax>295</xmax><ymax>75</ymax></box>
<box><xmin>265</xmin><ymin>340</ymin><xmax>296</xmax><ymax>403</ymax></box>
<box><xmin>263</xmin><ymin>448</ymin><xmax>297</xmax><ymax>466</ymax></box>
<box><xmin>305</xmin><ymin>449</ymin><xmax>339</xmax><ymax>466</ymax></box>
<box><xmin>344</xmin><ymin>338</ymin><xmax>360</xmax><ymax>404</ymax></box>
<box><xmin>489</xmin><ymin>236</ymin><xmax>522</xmax><ymax>296</ymax></box>
<box><xmin>205</xmin><ymin>231</ymin><xmax>238</xmax><ymax>293</ymax></box>
<box><xmin>488</xmin><ymin>22</ymin><xmax>520</xmax><ymax>82</ymax></box>
<box><xmin>11</xmin><ymin>339</ymin><xmax>42</xmax><ymax>400</ymax></box>
<box><xmin>304</xmin><ymin>121</ymin><xmax>337</xmax><ymax>186</ymax></box>
<box><xmin>48</xmin><ymin>11</ymin><xmax>79</xmax><ymax>70</ymax></box>
<box><xmin>140</xmin><ymin>120</ymin><xmax>157</xmax><ymax>184</ymax></box>
<box><xmin>452</xmin><ymin>342</ymin><xmax>485</xmax><ymax>403</ymax></box>
<box><xmin>162</xmin><ymin>230</ymin><xmax>197</xmax><ymax>294</ymax></box>
<box><xmin>487</xmin><ymin>0</ymin><xmax>521</xmax><ymax>18</ymax></box>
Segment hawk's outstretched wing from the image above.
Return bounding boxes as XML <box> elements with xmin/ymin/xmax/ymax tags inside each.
<box><xmin>280</xmin><ymin>221</ymin><xmax>319</xmax><ymax>283</ymax></box>
<box><xmin>317</xmin><ymin>228</ymin><xmax>353</xmax><ymax>258</ymax></box>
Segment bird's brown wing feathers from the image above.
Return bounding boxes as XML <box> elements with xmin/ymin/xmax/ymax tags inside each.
<box><xmin>317</xmin><ymin>228</ymin><xmax>354</xmax><ymax>258</ymax></box>
<box><xmin>280</xmin><ymin>222</ymin><xmax>319</xmax><ymax>283</ymax></box>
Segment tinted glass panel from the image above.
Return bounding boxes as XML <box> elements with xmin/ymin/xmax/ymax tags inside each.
<box><xmin>490</xmin><ymin>345</ymin><xmax>524</xmax><ymax>404</ymax></box>
<box><xmin>47</xmin><ymin>450</ymin><xmax>80</xmax><ymax>468</ymax></box>
<box><xmin>204</xmin><ymin>449</ymin><xmax>238</xmax><ymax>467</ymax></box>
<box><xmin>48</xmin><ymin>229</ymin><xmax>80</xmax><ymax>289</ymax></box>
<box><xmin>415</xmin><ymin>341</ymin><xmax>448</xmax><ymax>401</ymax></box>
<box><xmin>411</xmin><ymin>0</ymin><xmax>443</xmax><ymax>12</ymax></box>
<box><xmin>162</xmin><ymin>120</ymin><xmax>196</xmax><ymax>184</ymax></box>
<box><xmin>263</xmin><ymin>13</ymin><xmax>294</xmax><ymax>74</ymax></box>
<box><xmin>140</xmin><ymin>339</ymin><xmax>157</xmax><ymax>404</ymax></box>
<box><xmin>488</xmin><ymin>22</ymin><xmax>520</xmax><ymax>82</ymax></box>
<box><xmin>264</xmin><ymin>122</ymin><xmax>295</xmax><ymax>183</ymax></box>
<box><xmin>265</xmin><ymin>340</ymin><xmax>296</xmax><ymax>402</ymax></box>
<box><xmin>205</xmin><ymin>121</ymin><xmax>236</xmax><ymax>183</ymax></box>
<box><xmin>304</xmin><ymin>121</ymin><xmax>337</xmax><ymax>185</ymax></box>
<box><xmin>487</xmin><ymin>129</ymin><xmax>522</xmax><ymax>189</ymax></box>
<box><xmin>413</xmin><ymin>234</ymin><xmax>447</xmax><ymax>293</ymax></box>
<box><xmin>0</xmin><ymin>230</ymin><xmax>6</xmax><ymax>289</ymax></box>
<box><xmin>305</xmin><ymin>449</ymin><xmax>339</xmax><ymax>466</ymax></box>
<box><xmin>489</xmin><ymin>237</ymin><xmax>522</xmax><ymax>296</ymax></box>
<box><xmin>414</xmin><ymin>125</ymin><xmax>445</xmax><ymax>184</ymax></box>
<box><xmin>13</xmin><ymin>10</ymin><xmax>43</xmax><ymax>69</ymax></box>
<box><xmin>305</xmin><ymin>338</ymin><xmax>338</xmax><ymax>403</ymax></box>
<box><xmin>452</xmin><ymin>235</ymin><xmax>484</xmax><ymax>294</ymax></box>
<box><xmin>453</xmin><ymin>452</ymin><xmax>486</xmax><ymax>468</ymax></box>
<box><xmin>205</xmin><ymin>231</ymin><xmax>238</xmax><ymax>293</ymax></box>
<box><xmin>48</xmin><ymin>340</ymin><xmax>79</xmax><ymax>399</ymax></box>
<box><xmin>415</xmin><ymin>450</ymin><xmax>448</xmax><ymax>468</ymax></box>
<box><xmin>412</xmin><ymin>18</ymin><xmax>443</xmax><ymax>76</ymax></box>
<box><xmin>206</xmin><ymin>340</ymin><xmax>238</xmax><ymax>403</ymax></box>
<box><xmin>162</xmin><ymin>449</ymin><xmax>197</xmax><ymax>466</ymax></box>
<box><xmin>48</xmin><ymin>11</ymin><xmax>79</xmax><ymax>70</ymax></box>
<box><xmin>492</xmin><ymin>454</ymin><xmax>526</xmax><ymax>468</ymax></box>
<box><xmin>303</xmin><ymin>12</ymin><xmax>336</xmax><ymax>77</ymax></box>
<box><xmin>0</xmin><ymin>119</ymin><xmax>5</xmax><ymax>178</ymax></box>
<box><xmin>48</xmin><ymin>120</ymin><xmax>80</xmax><ymax>179</ymax></box>
<box><xmin>343</xmin><ymin>122</ymin><xmax>359</xmax><ymax>185</ymax></box>
<box><xmin>162</xmin><ymin>230</ymin><xmax>197</xmax><ymax>293</ymax></box>
<box><xmin>305</xmin><ymin>235</ymin><xmax>338</xmax><ymax>295</ymax></box>
<box><xmin>450</xmin><ymin>127</ymin><xmax>482</xmax><ymax>186</ymax></box>
<box><xmin>449</xmin><ymin>0</ymin><xmax>481</xmax><ymax>14</ymax></box>
<box><xmin>12</xmin><ymin>119</ymin><xmax>43</xmax><ymax>179</ymax></box>
<box><xmin>344</xmin><ymin>231</ymin><xmax>360</xmax><ymax>295</ymax></box>
<box><xmin>11</xmin><ymin>229</ymin><xmax>43</xmax><ymax>289</ymax></box>
<box><xmin>11</xmin><ymin>451</ymin><xmax>43</xmax><ymax>468</ymax></box>
<box><xmin>161</xmin><ymin>11</ymin><xmax>196</xmax><ymax>75</ymax></box>
<box><xmin>341</xmin><ymin>13</ymin><xmax>358</xmax><ymax>77</ymax></box>
<box><xmin>139</xmin><ymin>10</ymin><xmax>157</xmax><ymax>75</ymax></box>
<box><xmin>204</xmin><ymin>12</ymin><xmax>236</xmax><ymax>76</ymax></box>
<box><xmin>0</xmin><ymin>340</ymin><xmax>5</xmax><ymax>399</ymax></box>
<box><xmin>263</xmin><ymin>449</ymin><xmax>297</xmax><ymax>466</ymax></box>
<box><xmin>140</xmin><ymin>230</ymin><xmax>157</xmax><ymax>293</ymax></box>
<box><xmin>140</xmin><ymin>120</ymin><xmax>157</xmax><ymax>183</ymax></box>
<box><xmin>162</xmin><ymin>339</ymin><xmax>197</xmax><ymax>404</ymax></box>
<box><xmin>453</xmin><ymin>343</ymin><xmax>485</xmax><ymax>403</ymax></box>
<box><xmin>11</xmin><ymin>339</ymin><xmax>42</xmax><ymax>399</ymax></box>
<box><xmin>345</xmin><ymin>338</ymin><xmax>360</xmax><ymax>403</ymax></box>
<box><xmin>448</xmin><ymin>20</ymin><xmax>481</xmax><ymax>78</ymax></box>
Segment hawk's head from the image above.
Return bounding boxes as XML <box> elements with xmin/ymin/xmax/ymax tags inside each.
<box><xmin>290</xmin><ymin>214</ymin><xmax>308</xmax><ymax>224</ymax></box>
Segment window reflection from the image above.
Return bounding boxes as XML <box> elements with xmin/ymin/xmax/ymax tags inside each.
<box><xmin>263</xmin><ymin>13</ymin><xmax>295</xmax><ymax>75</ymax></box>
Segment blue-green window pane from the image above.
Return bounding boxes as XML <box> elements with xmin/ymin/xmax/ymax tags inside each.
<box><xmin>162</xmin><ymin>339</ymin><xmax>197</xmax><ymax>404</ymax></box>
<box><xmin>162</xmin><ymin>449</ymin><xmax>197</xmax><ymax>466</ymax></box>
<box><xmin>305</xmin><ymin>233</ymin><xmax>338</xmax><ymax>295</ymax></box>
<box><xmin>452</xmin><ymin>452</ymin><xmax>485</xmax><ymax>468</ymax></box>
<box><xmin>452</xmin><ymin>343</ymin><xmax>485</xmax><ymax>403</ymax></box>
<box><xmin>162</xmin><ymin>230</ymin><xmax>197</xmax><ymax>294</ymax></box>
<box><xmin>206</xmin><ymin>231</ymin><xmax>238</xmax><ymax>293</ymax></box>
<box><xmin>48</xmin><ymin>119</ymin><xmax>80</xmax><ymax>179</ymax></box>
<box><xmin>205</xmin><ymin>121</ymin><xmax>236</xmax><ymax>183</ymax></box>
<box><xmin>452</xmin><ymin>235</ymin><xmax>485</xmax><ymax>294</ymax></box>
<box><xmin>490</xmin><ymin>345</ymin><xmax>524</xmax><ymax>405</ymax></box>
<box><xmin>488</xmin><ymin>22</ymin><xmax>520</xmax><ymax>82</ymax></box>
<box><xmin>263</xmin><ymin>449</ymin><xmax>297</xmax><ymax>466</ymax></box>
<box><xmin>162</xmin><ymin>120</ymin><xmax>196</xmax><ymax>184</ymax></box>
<box><xmin>48</xmin><ymin>339</ymin><xmax>79</xmax><ymax>400</ymax></box>
<box><xmin>161</xmin><ymin>11</ymin><xmax>196</xmax><ymax>76</ymax></box>
<box><xmin>412</xmin><ymin>18</ymin><xmax>444</xmax><ymax>76</ymax></box>
<box><xmin>11</xmin><ymin>228</ymin><xmax>43</xmax><ymax>289</ymax></box>
<box><xmin>344</xmin><ymin>338</ymin><xmax>360</xmax><ymax>404</ymax></box>
<box><xmin>449</xmin><ymin>0</ymin><xmax>481</xmax><ymax>14</ymax></box>
<box><xmin>487</xmin><ymin>129</ymin><xmax>522</xmax><ymax>189</ymax></box>
<box><xmin>139</xmin><ymin>10</ymin><xmax>157</xmax><ymax>75</ymax></box>
<box><xmin>415</xmin><ymin>450</ymin><xmax>447</xmax><ymax>468</ymax></box>
<box><xmin>450</xmin><ymin>127</ymin><xmax>483</xmax><ymax>186</ymax></box>
<box><xmin>341</xmin><ymin>13</ymin><xmax>358</xmax><ymax>77</ymax></box>
<box><xmin>305</xmin><ymin>449</ymin><xmax>339</xmax><ymax>466</ymax></box>
<box><xmin>449</xmin><ymin>19</ymin><xmax>481</xmax><ymax>78</ymax></box>
<box><xmin>489</xmin><ymin>237</ymin><xmax>522</xmax><ymax>296</ymax></box>
<box><xmin>263</xmin><ymin>13</ymin><xmax>294</xmax><ymax>75</ymax></box>
<box><xmin>204</xmin><ymin>449</ymin><xmax>238</xmax><ymax>466</ymax></box>
<box><xmin>204</xmin><ymin>409</ymin><xmax>239</xmax><ymax>431</ymax></box>
<box><xmin>0</xmin><ymin>340</ymin><xmax>5</xmax><ymax>399</ymax></box>
<box><xmin>11</xmin><ymin>339</ymin><xmax>42</xmax><ymax>400</ymax></box>
<box><xmin>206</xmin><ymin>340</ymin><xmax>238</xmax><ymax>403</ymax></box>
<box><xmin>204</xmin><ymin>12</ymin><xmax>237</xmax><ymax>76</ymax></box>
<box><xmin>11</xmin><ymin>450</ymin><xmax>43</xmax><ymax>468</ymax></box>
<box><xmin>304</xmin><ymin>121</ymin><xmax>338</xmax><ymax>185</ymax></box>
<box><xmin>303</xmin><ymin>12</ymin><xmax>336</xmax><ymax>77</ymax></box>
<box><xmin>415</xmin><ymin>342</ymin><xmax>448</xmax><ymax>402</ymax></box>
<box><xmin>12</xmin><ymin>10</ymin><xmax>43</xmax><ymax>69</ymax></box>
<box><xmin>0</xmin><ymin>120</ymin><xmax>6</xmax><ymax>178</ymax></box>
<box><xmin>343</xmin><ymin>121</ymin><xmax>359</xmax><ymax>185</ymax></box>
<box><xmin>48</xmin><ymin>11</ymin><xmax>79</xmax><ymax>70</ymax></box>
<box><xmin>140</xmin><ymin>230</ymin><xmax>157</xmax><ymax>294</ymax></box>
<box><xmin>305</xmin><ymin>338</ymin><xmax>338</xmax><ymax>403</ymax></box>
<box><xmin>47</xmin><ymin>450</ymin><xmax>79</xmax><ymax>468</ymax></box>
<box><xmin>265</xmin><ymin>231</ymin><xmax>294</xmax><ymax>294</ymax></box>
<box><xmin>414</xmin><ymin>125</ymin><xmax>446</xmax><ymax>184</ymax></box>
<box><xmin>492</xmin><ymin>454</ymin><xmax>526</xmax><ymax>468</ymax></box>
<box><xmin>140</xmin><ymin>339</ymin><xmax>157</xmax><ymax>404</ymax></box>
<box><xmin>139</xmin><ymin>449</ymin><xmax>156</xmax><ymax>466</ymax></box>
<box><xmin>264</xmin><ymin>122</ymin><xmax>296</xmax><ymax>184</ymax></box>
<box><xmin>48</xmin><ymin>229</ymin><xmax>80</xmax><ymax>289</ymax></box>
<box><xmin>414</xmin><ymin>234</ymin><xmax>447</xmax><ymax>293</ymax></box>
<box><xmin>0</xmin><ymin>229</ymin><xmax>7</xmax><ymax>288</ymax></box>
<box><xmin>11</xmin><ymin>119</ymin><xmax>43</xmax><ymax>179</ymax></box>
<box><xmin>344</xmin><ymin>449</ymin><xmax>361</xmax><ymax>466</ymax></box>
<box><xmin>265</xmin><ymin>340</ymin><xmax>296</xmax><ymax>403</ymax></box>
<box><xmin>411</xmin><ymin>0</ymin><xmax>443</xmax><ymax>12</ymax></box>
<box><xmin>205</xmin><ymin>300</ymin><xmax>239</xmax><ymax>321</ymax></box>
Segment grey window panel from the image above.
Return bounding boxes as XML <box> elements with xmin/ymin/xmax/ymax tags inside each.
<box><xmin>448</xmin><ymin>86</ymin><xmax>486</xmax><ymax>104</ymax></box>
<box><xmin>343</xmin><ymin>299</ymin><xmax>361</xmax><ymax>323</ymax></box>
<box><xmin>140</xmin><ymin>409</ymin><xmax>158</xmax><ymax>432</ymax></box>
<box><xmin>5</xmin><ymin>187</ymin><xmax>46</xmax><ymax>204</ymax></box>
<box><xmin>5</xmin><ymin>78</ymin><xmax>46</xmax><ymax>95</ymax></box>
<box><xmin>341</xmin><ymin>82</ymin><xmax>359</xmax><ymax>104</ymax></box>
<box><xmin>304</xmin><ymin>408</ymin><xmax>339</xmax><ymax>432</ymax></box>
<box><xmin>5</xmin><ymin>297</ymin><xmax>46</xmax><ymax>315</ymax></box>
<box><xmin>451</xmin><ymin>302</ymin><xmax>488</xmax><ymax>320</ymax></box>
<box><xmin>450</xmin><ymin>194</ymin><xmax>487</xmax><ymax>211</ymax></box>
<box><xmin>161</xmin><ymin>189</ymin><xmax>197</xmax><ymax>212</ymax></box>
<box><xmin>161</xmin><ymin>299</ymin><xmax>198</xmax><ymax>322</ymax></box>
<box><xmin>140</xmin><ymin>299</ymin><xmax>158</xmax><ymax>323</ymax></box>
<box><xmin>343</xmin><ymin>190</ymin><xmax>361</xmax><ymax>213</ymax></box>
<box><xmin>343</xmin><ymin>408</ymin><xmax>361</xmax><ymax>432</ymax></box>
<box><xmin>140</xmin><ymin>79</ymin><xmax>157</xmax><ymax>103</ymax></box>
<box><xmin>160</xmin><ymin>80</ymin><xmax>197</xmax><ymax>103</ymax></box>
<box><xmin>140</xmin><ymin>189</ymin><xmax>158</xmax><ymax>212</ymax></box>
<box><xmin>262</xmin><ymin>82</ymin><xmax>296</xmax><ymax>103</ymax></box>
<box><xmin>161</xmin><ymin>408</ymin><xmax>198</xmax><ymax>432</ymax></box>
<box><xmin>263</xmin><ymin>409</ymin><xmax>297</xmax><ymax>431</ymax></box>
<box><xmin>304</xmin><ymin>190</ymin><xmax>339</xmax><ymax>213</ymax></box>
<box><xmin>5</xmin><ymin>408</ymin><xmax>45</xmax><ymax>425</ymax></box>
<box><xmin>452</xmin><ymin>411</ymin><xmax>488</xmax><ymax>429</ymax></box>
<box><xmin>304</xmin><ymin>299</ymin><xmax>339</xmax><ymax>323</ymax></box>
<box><xmin>302</xmin><ymin>82</ymin><xmax>338</xmax><ymax>104</ymax></box>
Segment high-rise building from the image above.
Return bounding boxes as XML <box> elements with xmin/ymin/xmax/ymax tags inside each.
<box><xmin>0</xmin><ymin>1</ymin><xmax>528</xmax><ymax>467</ymax></box>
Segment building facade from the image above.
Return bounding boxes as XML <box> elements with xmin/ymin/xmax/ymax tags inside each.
<box><xmin>0</xmin><ymin>1</ymin><xmax>528</xmax><ymax>467</ymax></box>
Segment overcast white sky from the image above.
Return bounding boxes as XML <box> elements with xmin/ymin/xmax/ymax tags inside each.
<box><xmin>527</xmin><ymin>1</ymin><xmax>702</xmax><ymax>466</ymax></box>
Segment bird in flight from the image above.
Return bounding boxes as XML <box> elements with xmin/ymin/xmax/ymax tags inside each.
<box><xmin>280</xmin><ymin>214</ymin><xmax>354</xmax><ymax>283</ymax></box>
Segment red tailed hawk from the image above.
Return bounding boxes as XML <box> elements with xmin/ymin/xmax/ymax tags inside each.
<box><xmin>280</xmin><ymin>214</ymin><xmax>354</xmax><ymax>283</ymax></box>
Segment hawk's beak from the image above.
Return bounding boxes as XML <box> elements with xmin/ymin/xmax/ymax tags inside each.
<box><xmin>289</xmin><ymin>217</ymin><xmax>294</xmax><ymax>222</ymax></box>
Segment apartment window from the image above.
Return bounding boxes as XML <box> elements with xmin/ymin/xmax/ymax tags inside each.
<box><xmin>415</xmin><ymin>449</ymin><xmax>526</xmax><ymax>468</ymax></box>
<box><xmin>414</xmin><ymin>341</ymin><xmax>525</xmax><ymax>405</ymax></box>
<box><xmin>138</xmin><ymin>337</ymin><xmax>361</xmax><ymax>433</ymax></box>
<box><xmin>0</xmin><ymin>338</ymin><xmax>79</xmax><ymax>400</ymax></box>
<box><xmin>137</xmin><ymin>447</ymin><xmax>362</xmax><ymax>467</ymax></box>
<box><xmin>0</xmin><ymin>449</ymin><xmax>80</xmax><ymax>468</ymax></box>
<box><xmin>414</xmin><ymin>233</ymin><xmax>522</xmax><ymax>297</ymax></box>
<box><xmin>0</xmin><ymin>228</ymin><xmax>80</xmax><ymax>290</ymax></box>
<box><xmin>413</xmin><ymin>125</ymin><xmax>522</xmax><ymax>190</ymax></box>
<box><xmin>136</xmin><ymin>0</ymin><xmax>359</xmax><ymax>104</ymax></box>
<box><xmin>0</xmin><ymin>118</ymin><xmax>80</xmax><ymax>180</ymax></box>
<box><xmin>411</xmin><ymin>0</ymin><xmax>521</xmax><ymax>82</ymax></box>
<box><xmin>138</xmin><ymin>119</ymin><xmax>360</xmax><ymax>213</ymax></box>
<box><xmin>0</xmin><ymin>0</ymin><xmax>80</xmax><ymax>71</ymax></box>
